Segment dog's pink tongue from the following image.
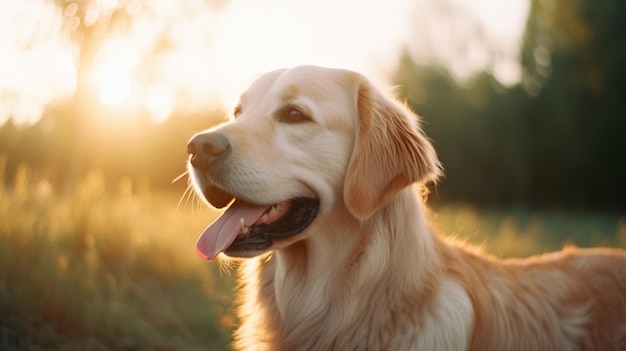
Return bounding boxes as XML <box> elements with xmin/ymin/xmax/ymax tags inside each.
<box><xmin>196</xmin><ymin>200</ymin><xmax>270</xmax><ymax>261</ymax></box>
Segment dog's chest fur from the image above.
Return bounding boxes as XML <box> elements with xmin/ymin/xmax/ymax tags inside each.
<box><xmin>234</xmin><ymin>256</ymin><xmax>473</xmax><ymax>351</ymax></box>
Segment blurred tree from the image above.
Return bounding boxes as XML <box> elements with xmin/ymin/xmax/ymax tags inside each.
<box><xmin>397</xmin><ymin>0</ymin><xmax>626</xmax><ymax>210</ymax></box>
<box><xmin>55</xmin><ymin>0</ymin><xmax>132</xmax><ymax>193</ymax></box>
<box><xmin>0</xmin><ymin>0</ymin><xmax>227</xmax><ymax>191</ymax></box>
<box><xmin>52</xmin><ymin>0</ymin><xmax>226</xmax><ymax>192</ymax></box>
<box><xmin>394</xmin><ymin>52</ymin><xmax>531</xmax><ymax>207</ymax></box>
<box><xmin>522</xmin><ymin>0</ymin><xmax>626</xmax><ymax>209</ymax></box>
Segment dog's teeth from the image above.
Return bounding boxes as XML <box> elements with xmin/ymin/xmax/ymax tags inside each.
<box><xmin>268</xmin><ymin>206</ymin><xmax>279</xmax><ymax>217</ymax></box>
<box><xmin>260</xmin><ymin>214</ymin><xmax>269</xmax><ymax>223</ymax></box>
<box><xmin>238</xmin><ymin>218</ymin><xmax>252</xmax><ymax>234</ymax></box>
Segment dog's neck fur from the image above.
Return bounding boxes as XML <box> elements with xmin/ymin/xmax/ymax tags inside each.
<box><xmin>235</xmin><ymin>187</ymin><xmax>470</xmax><ymax>350</ymax></box>
<box><xmin>235</xmin><ymin>185</ymin><xmax>626</xmax><ymax>350</ymax></box>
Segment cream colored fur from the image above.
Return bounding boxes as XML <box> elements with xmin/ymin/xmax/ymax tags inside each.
<box><xmin>190</xmin><ymin>66</ymin><xmax>626</xmax><ymax>350</ymax></box>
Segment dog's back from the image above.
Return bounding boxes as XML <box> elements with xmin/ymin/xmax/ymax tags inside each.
<box><xmin>446</xmin><ymin>246</ymin><xmax>626</xmax><ymax>350</ymax></box>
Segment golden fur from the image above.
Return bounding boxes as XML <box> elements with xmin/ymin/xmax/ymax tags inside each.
<box><xmin>189</xmin><ymin>66</ymin><xmax>626</xmax><ymax>350</ymax></box>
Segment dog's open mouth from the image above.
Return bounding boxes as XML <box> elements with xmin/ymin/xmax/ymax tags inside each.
<box><xmin>196</xmin><ymin>197</ymin><xmax>319</xmax><ymax>260</ymax></box>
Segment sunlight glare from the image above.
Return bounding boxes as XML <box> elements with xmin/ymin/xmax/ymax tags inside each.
<box><xmin>408</xmin><ymin>0</ymin><xmax>528</xmax><ymax>86</ymax></box>
<box><xmin>143</xmin><ymin>84</ymin><xmax>175</xmax><ymax>124</ymax></box>
<box><xmin>461</xmin><ymin>0</ymin><xmax>528</xmax><ymax>86</ymax></box>
<box><xmin>1</xmin><ymin>0</ymin><xmax>530</xmax><ymax>125</ymax></box>
<box><xmin>91</xmin><ymin>36</ymin><xmax>140</xmax><ymax>106</ymax></box>
<box><xmin>209</xmin><ymin>0</ymin><xmax>415</xmax><ymax>107</ymax></box>
<box><xmin>0</xmin><ymin>0</ymin><xmax>75</xmax><ymax>124</ymax></box>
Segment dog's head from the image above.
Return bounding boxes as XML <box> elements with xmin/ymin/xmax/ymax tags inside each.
<box><xmin>187</xmin><ymin>66</ymin><xmax>441</xmax><ymax>260</ymax></box>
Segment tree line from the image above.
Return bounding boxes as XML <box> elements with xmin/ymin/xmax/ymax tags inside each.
<box><xmin>395</xmin><ymin>0</ymin><xmax>626</xmax><ymax>210</ymax></box>
<box><xmin>1</xmin><ymin>0</ymin><xmax>625</xmax><ymax>210</ymax></box>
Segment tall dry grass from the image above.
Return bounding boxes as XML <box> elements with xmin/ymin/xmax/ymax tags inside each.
<box><xmin>1</xmin><ymin>160</ymin><xmax>624</xmax><ymax>350</ymax></box>
<box><xmin>0</xmin><ymin>163</ymin><xmax>235</xmax><ymax>350</ymax></box>
<box><xmin>433</xmin><ymin>204</ymin><xmax>626</xmax><ymax>258</ymax></box>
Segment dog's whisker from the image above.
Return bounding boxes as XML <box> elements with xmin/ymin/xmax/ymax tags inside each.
<box><xmin>193</xmin><ymin>192</ymin><xmax>203</xmax><ymax>212</ymax></box>
<box><xmin>185</xmin><ymin>184</ymin><xmax>204</xmax><ymax>213</ymax></box>
<box><xmin>172</xmin><ymin>170</ymin><xmax>188</xmax><ymax>184</ymax></box>
<box><xmin>177</xmin><ymin>183</ymin><xmax>194</xmax><ymax>209</ymax></box>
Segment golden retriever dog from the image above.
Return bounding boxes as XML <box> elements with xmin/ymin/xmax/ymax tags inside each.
<box><xmin>186</xmin><ymin>65</ymin><xmax>626</xmax><ymax>350</ymax></box>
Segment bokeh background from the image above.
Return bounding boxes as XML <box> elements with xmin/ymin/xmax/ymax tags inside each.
<box><xmin>1</xmin><ymin>0</ymin><xmax>625</xmax><ymax>349</ymax></box>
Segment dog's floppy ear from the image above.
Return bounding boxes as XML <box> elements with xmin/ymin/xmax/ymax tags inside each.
<box><xmin>344</xmin><ymin>76</ymin><xmax>442</xmax><ymax>219</ymax></box>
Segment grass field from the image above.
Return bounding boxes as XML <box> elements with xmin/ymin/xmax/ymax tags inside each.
<box><xmin>0</xmin><ymin>167</ymin><xmax>235</xmax><ymax>350</ymax></box>
<box><xmin>1</xmin><ymin>166</ymin><xmax>624</xmax><ymax>350</ymax></box>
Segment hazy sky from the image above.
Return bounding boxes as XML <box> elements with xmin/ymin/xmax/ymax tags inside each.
<box><xmin>0</xmin><ymin>0</ymin><xmax>529</xmax><ymax>124</ymax></box>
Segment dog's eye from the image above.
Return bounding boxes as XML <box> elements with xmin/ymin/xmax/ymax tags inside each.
<box><xmin>278</xmin><ymin>106</ymin><xmax>312</xmax><ymax>124</ymax></box>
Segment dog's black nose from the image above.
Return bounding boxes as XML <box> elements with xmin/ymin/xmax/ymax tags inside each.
<box><xmin>187</xmin><ymin>132</ymin><xmax>230</xmax><ymax>171</ymax></box>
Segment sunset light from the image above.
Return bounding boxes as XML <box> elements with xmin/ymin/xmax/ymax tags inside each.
<box><xmin>1</xmin><ymin>0</ymin><xmax>529</xmax><ymax>125</ymax></box>
<box><xmin>4</xmin><ymin>1</ymin><xmax>626</xmax><ymax>349</ymax></box>
<box><xmin>91</xmin><ymin>36</ymin><xmax>140</xmax><ymax>106</ymax></box>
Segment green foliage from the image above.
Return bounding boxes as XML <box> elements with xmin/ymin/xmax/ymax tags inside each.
<box><xmin>0</xmin><ymin>164</ymin><xmax>235</xmax><ymax>350</ymax></box>
<box><xmin>395</xmin><ymin>0</ymin><xmax>626</xmax><ymax>210</ymax></box>
<box><xmin>394</xmin><ymin>58</ymin><xmax>532</xmax><ymax>207</ymax></box>
<box><xmin>522</xmin><ymin>0</ymin><xmax>626</xmax><ymax>209</ymax></box>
